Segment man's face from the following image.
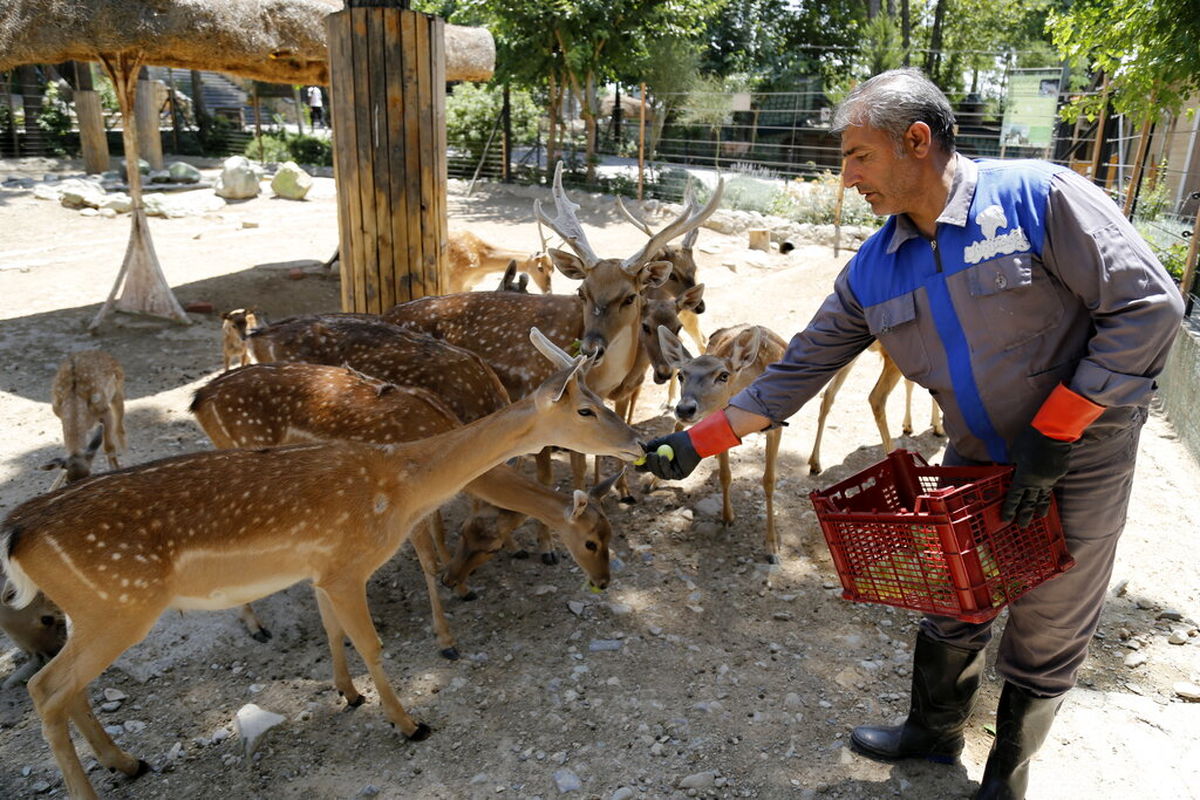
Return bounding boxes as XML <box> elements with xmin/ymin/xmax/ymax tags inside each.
<box><xmin>840</xmin><ymin>123</ymin><xmax>922</xmax><ymax>218</ymax></box>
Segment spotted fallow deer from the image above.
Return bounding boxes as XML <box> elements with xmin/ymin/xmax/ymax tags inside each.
<box><xmin>190</xmin><ymin>361</ymin><xmax>621</xmax><ymax>658</ymax></box>
<box><xmin>658</xmin><ymin>323</ymin><xmax>789</xmax><ymax>562</ymax></box>
<box><xmin>382</xmin><ymin>161</ymin><xmax>723</xmax><ymax>518</ymax></box>
<box><xmin>808</xmin><ymin>342</ymin><xmax>944</xmax><ymax>475</ymax></box>
<box><xmin>1</xmin><ymin>568</ymin><xmax>67</xmax><ymax>689</ymax></box>
<box><xmin>0</xmin><ymin>328</ymin><xmax>643</xmax><ymax>800</ymax></box>
<box><xmin>47</xmin><ymin>350</ymin><xmax>126</xmax><ymax>491</ymax></box>
<box><xmin>220</xmin><ymin>307</ymin><xmax>265</xmax><ymax>372</ymax></box>
<box><xmin>445</xmin><ymin>227</ymin><xmax>554</xmax><ymax>294</ymax></box>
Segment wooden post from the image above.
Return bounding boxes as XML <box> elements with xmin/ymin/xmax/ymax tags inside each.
<box><xmin>1088</xmin><ymin>75</ymin><xmax>1110</xmax><ymax>187</ymax></box>
<box><xmin>73</xmin><ymin>62</ymin><xmax>109</xmax><ymax>174</ymax></box>
<box><xmin>638</xmin><ymin>82</ymin><xmax>646</xmax><ymax>201</ymax></box>
<box><xmin>747</xmin><ymin>228</ymin><xmax>771</xmax><ymax>252</ymax></box>
<box><xmin>1123</xmin><ymin>113</ymin><xmax>1155</xmax><ymax>219</ymax></box>
<box><xmin>1177</xmin><ymin>195</ymin><xmax>1200</xmax><ymax>312</ymax></box>
<box><xmin>134</xmin><ymin>67</ymin><xmax>163</xmax><ymax>170</ymax></box>
<box><xmin>501</xmin><ymin>83</ymin><xmax>511</xmax><ymax>182</ymax></box>
<box><xmin>328</xmin><ymin>4</ymin><xmax>447</xmax><ymax>314</ymax></box>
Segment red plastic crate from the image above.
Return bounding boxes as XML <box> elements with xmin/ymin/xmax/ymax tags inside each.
<box><xmin>809</xmin><ymin>449</ymin><xmax>1075</xmax><ymax>623</ymax></box>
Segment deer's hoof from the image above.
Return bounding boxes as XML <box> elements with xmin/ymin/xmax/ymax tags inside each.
<box><xmin>619</xmin><ymin>495</ymin><xmax>637</xmax><ymax>505</ymax></box>
<box><xmin>341</xmin><ymin>692</ymin><xmax>366</xmax><ymax>709</ymax></box>
<box><xmin>407</xmin><ymin>722</ymin><xmax>433</xmax><ymax>742</ymax></box>
<box><xmin>440</xmin><ymin>646</ymin><xmax>461</xmax><ymax>661</ymax></box>
<box><xmin>250</xmin><ymin>628</ymin><xmax>273</xmax><ymax>643</ymax></box>
<box><xmin>459</xmin><ymin>589</ymin><xmax>479</xmax><ymax>602</ymax></box>
<box><xmin>765</xmin><ymin>553</ymin><xmax>781</xmax><ymax>565</ymax></box>
<box><xmin>510</xmin><ymin>549</ymin><xmax>530</xmax><ymax>560</ymax></box>
<box><xmin>541</xmin><ymin>551</ymin><xmax>560</xmax><ymax>566</ymax></box>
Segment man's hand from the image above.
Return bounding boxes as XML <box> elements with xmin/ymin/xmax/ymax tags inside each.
<box><xmin>635</xmin><ymin>431</ymin><xmax>702</xmax><ymax>480</ymax></box>
<box><xmin>1000</xmin><ymin>426</ymin><xmax>1072</xmax><ymax>527</ymax></box>
<box><xmin>634</xmin><ymin>409</ymin><xmax>743</xmax><ymax>481</ymax></box>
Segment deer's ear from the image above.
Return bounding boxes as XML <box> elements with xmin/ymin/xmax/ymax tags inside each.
<box><xmin>569</xmin><ymin>489</ymin><xmax>589</xmax><ymax>521</ymax></box>
<box><xmin>657</xmin><ymin>325</ymin><xmax>692</xmax><ymax>370</ymax></box>
<box><xmin>682</xmin><ymin>226</ymin><xmax>700</xmax><ymax>250</ymax></box>
<box><xmin>677</xmin><ymin>283</ymin><xmax>705</xmax><ymax>313</ymax></box>
<box><xmin>549</xmin><ymin>248</ymin><xmax>588</xmax><ymax>280</ymax></box>
<box><xmin>545</xmin><ymin>358</ymin><xmax>585</xmax><ymax>404</ymax></box>
<box><xmin>639</xmin><ymin>260</ymin><xmax>672</xmax><ymax>289</ymax></box>
<box><xmin>590</xmin><ymin>467</ymin><xmax>624</xmax><ymax>501</ymax></box>
<box><xmin>730</xmin><ymin>328</ymin><xmax>763</xmax><ymax>372</ymax></box>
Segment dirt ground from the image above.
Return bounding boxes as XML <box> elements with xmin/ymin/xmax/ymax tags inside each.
<box><xmin>0</xmin><ymin>156</ymin><xmax>1197</xmax><ymax>800</ymax></box>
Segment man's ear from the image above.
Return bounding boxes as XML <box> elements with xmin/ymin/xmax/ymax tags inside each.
<box><xmin>905</xmin><ymin>121</ymin><xmax>933</xmax><ymax>158</ymax></box>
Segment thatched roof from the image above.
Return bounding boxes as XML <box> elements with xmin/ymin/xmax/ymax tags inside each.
<box><xmin>0</xmin><ymin>0</ymin><xmax>494</xmax><ymax>84</ymax></box>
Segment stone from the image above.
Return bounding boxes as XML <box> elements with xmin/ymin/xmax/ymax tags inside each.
<box><xmin>234</xmin><ymin>703</ymin><xmax>286</xmax><ymax>758</ymax></box>
<box><xmin>58</xmin><ymin>178</ymin><xmax>106</xmax><ymax>209</ymax></box>
<box><xmin>214</xmin><ymin>155</ymin><xmax>262</xmax><ymax>200</ymax></box>
<box><xmin>678</xmin><ymin>770</ymin><xmax>718</xmax><ymax>789</ymax></box>
<box><xmin>168</xmin><ymin>161</ymin><xmax>203</xmax><ymax>184</ymax></box>
<box><xmin>122</xmin><ymin>157</ymin><xmax>151</xmax><ymax>179</ymax></box>
<box><xmin>1168</xmin><ymin>630</ymin><xmax>1189</xmax><ymax>645</ymax></box>
<box><xmin>99</xmin><ymin>192</ymin><xmax>133</xmax><ymax>214</ymax></box>
<box><xmin>1173</xmin><ymin>681</ymin><xmax>1200</xmax><ymax>701</ymax></box>
<box><xmin>149</xmin><ymin>169</ymin><xmax>173</xmax><ymax>184</ymax></box>
<box><xmin>589</xmin><ymin>639</ymin><xmax>622</xmax><ymax>652</ymax></box>
<box><xmin>553</xmin><ymin>768</ymin><xmax>582</xmax><ymax>793</ymax></box>
<box><xmin>1123</xmin><ymin>651</ymin><xmax>1148</xmax><ymax>669</ymax></box>
<box><xmin>610</xmin><ymin>788</ymin><xmax>635</xmax><ymax>800</ymax></box>
<box><xmin>271</xmin><ymin>161</ymin><xmax>314</xmax><ymax>200</ymax></box>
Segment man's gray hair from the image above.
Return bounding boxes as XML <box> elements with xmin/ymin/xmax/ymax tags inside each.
<box><xmin>832</xmin><ymin>68</ymin><xmax>956</xmax><ymax>153</ymax></box>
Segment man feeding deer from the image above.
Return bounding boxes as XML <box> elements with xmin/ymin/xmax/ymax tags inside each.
<box><xmin>638</xmin><ymin>67</ymin><xmax>1184</xmax><ymax>800</ymax></box>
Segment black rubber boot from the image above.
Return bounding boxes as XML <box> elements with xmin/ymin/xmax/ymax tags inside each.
<box><xmin>973</xmin><ymin>682</ymin><xmax>1066</xmax><ymax>800</ymax></box>
<box><xmin>850</xmin><ymin>631</ymin><xmax>985</xmax><ymax>763</ymax></box>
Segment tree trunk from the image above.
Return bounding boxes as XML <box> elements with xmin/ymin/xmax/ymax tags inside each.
<box><xmin>17</xmin><ymin>64</ymin><xmax>43</xmax><ymax>156</ymax></box>
<box><xmin>90</xmin><ymin>51</ymin><xmax>190</xmax><ymax>331</ymax></box>
<box><xmin>546</xmin><ymin>70</ymin><xmax>561</xmax><ymax>174</ymax></box>
<box><xmin>924</xmin><ymin>0</ymin><xmax>947</xmax><ymax>84</ymax></box>
<box><xmin>190</xmin><ymin>69</ymin><xmax>208</xmax><ymax>140</ymax></box>
<box><xmin>901</xmin><ymin>0</ymin><xmax>910</xmax><ymax>64</ymax></box>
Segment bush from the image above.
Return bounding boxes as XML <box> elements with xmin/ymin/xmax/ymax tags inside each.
<box><xmin>287</xmin><ymin>134</ymin><xmax>332</xmax><ymax>167</ymax></box>
<box><xmin>446</xmin><ymin>83</ymin><xmax>540</xmax><ymax>160</ymax></box>
<box><xmin>199</xmin><ymin>115</ymin><xmax>239</xmax><ymax>155</ymax></box>
<box><xmin>37</xmin><ymin>81</ymin><xmax>77</xmax><ymax>157</ymax></box>
<box><xmin>243</xmin><ymin>133</ymin><xmax>291</xmax><ymax>163</ymax></box>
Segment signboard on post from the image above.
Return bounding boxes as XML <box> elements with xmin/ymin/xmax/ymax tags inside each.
<box><xmin>1000</xmin><ymin>68</ymin><xmax>1061</xmax><ymax>156</ymax></box>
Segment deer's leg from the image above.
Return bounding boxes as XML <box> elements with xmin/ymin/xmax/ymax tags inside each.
<box><xmin>902</xmin><ymin>379</ymin><xmax>915</xmax><ymax>436</ymax></box>
<box><xmin>427</xmin><ymin>509</ymin><xmax>450</xmax><ymax>565</ymax></box>
<box><xmin>314</xmin><ymin>579</ymin><xmax>430</xmax><ymax>740</ymax></box>
<box><xmin>810</xmin><ymin>363</ymin><xmax>853</xmax><ymax>475</ymax></box>
<box><xmin>679</xmin><ymin>309</ymin><xmax>706</xmax><ymax>352</ymax></box>
<box><xmin>532</xmin><ymin>448</ymin><xmax>556</xmax><ymax>564</ymax></box>
<box><xmin>237</xmin><ymin>603</ymin><xmax>272</xmax><ymax>642</ymax></box>
<box><xmin>28</xmin><ymin>614</ymin><xmax>156</xmax><ymax>800</ymax></box>
<box><xmin>312</xmin><ymin>586</ymin><xmax>363</xmax><ymax>708</ymax></box>
<box><xmin>869</xmin><ymin>358</ymin><xmax>904</xmax><ymax>454</ymax></box>
<box><xmin>763</xmin><ymin>428</ymin><xmax>782</xmax><ymax>563</ymax></box>
<box><xmin>931</xmin><ymin>395</ymin><xmax>945</xmax><ymax>436</ymax></box>
<box><xmin>410</xmin><ymin>520</ymin><xmax>459</xmax><ymax>660</ymax></box>
<box><xmin>100</xmin><ymin>403</ymin><xmax>123</xmax><ymax>470</ymax></box>
<box><xmin>718</xmin><ymin>450</ymin><xmax>734</xmax><ymax>527</ymax></box>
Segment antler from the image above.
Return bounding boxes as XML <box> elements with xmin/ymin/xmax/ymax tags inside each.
<box><xmin>621</xmin><ymin>177</ymin><xmax>724</xmax><ymax>271</ymax></box>
<box><xmin>533</xmin><ymin>162</ymin><xmax>601</xmax><ymax>268</ymax></box>
<box><xmin>615</xmin><ymin>196</ymin><xmax>654</xmax><ymax>236</ymax></box>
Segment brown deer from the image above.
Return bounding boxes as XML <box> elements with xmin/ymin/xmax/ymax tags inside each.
<box><xmin>808</xmin><ymin>342</ymin><xmax>944</xmax><ymax>475</ymax></box>
<box><xmin>616</xmin><ymin>187</ymin><xmax>708</xmax><ymax>351</ymax></box>
<box><xmin>1</xmin><ymin>569</ymin><xmax>67</xmax><ymax>689</ymax></box>
<box><xmin>190</xmin><ymin>361</ymin><xmax>621</xmax><ymax>656</ymax></box>
<box><xmin>220</xmin><ymin>307</ymin><xmax>265</xmax><ymax>371</ymax></box>
<box><xmin>246</xmin><ymin>314</ymin><xmax>511</xmax><ymax>426</ymax></box>
<box><xmin>658</xmin><ymin>324</ymin><xmax>789</xmax><ymax>562</ymax></box>
<box><xmin>0</xmin><ymin>328</ymin><xmax>643</xmax><ymax>800</ymax></box>
<box><xmin>382</xmin><ymin>161</ymin><xmax>723</xmax><ymax>510</ymax></box>
<box><xmin>497</xmin><ymin>259</ymin><xmax>530</xmax><ymax>292</ymax></box>
<box><xmin>47</xmin><ymin>350</ymin><xmax>126</xmax><ymax>490</ymax></box>
<box><xmin>445</xmin><ymin>228</ymin><xmax>553</xmax><ymax>294</ymax></box>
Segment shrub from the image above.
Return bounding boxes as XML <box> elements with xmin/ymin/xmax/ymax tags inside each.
<box><xmin>243</xmin><ymin>133</ymin><xmax>291</xmax><ymax>163</ymax></box>
<box><xmin>446</xmin><ymin>83</ymin><xmax>540</xmax><ymax>160</ymax></box>
<box><xmin>37</xmin><ymin>81</ymin><xmax>77</xmax><ymax>157</ymax></box>
<box><xmin>287</xmin><ymin>134</ymin><xmax>332</xmax><ymax>167</ymax></box>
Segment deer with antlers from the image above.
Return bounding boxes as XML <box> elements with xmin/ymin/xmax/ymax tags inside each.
<box><xmin>190</xmin><ymin>361</ymin><xmax>622</xmax><ymax>657</ymax></box>
<box><xmin>444</xmin><ymin>227</ymin><xmax>554</xmax><ymax>294</ymax></box>
<box><xmin>382</xmin><ymin>162</ymin><xmax>723</xmax><ymax>506</ymax></box>
<box><xmin>46</xmin><ymin>350</ymin><xmax>126</xmax><ymax>491</ymax></box>
<box><xmin>1</xmin><ymin>329</ymin><xmax>643</xmax><ymax>800</ymax></box>
<box><xmin>658</xmin><ymin>324</ymin><xmax>789</xmax><ymax>562</ymax></box>
<box><xmin>807</xmin><ymin>342</ymin><xmax>944</xmax><ymax>475</ymax></box>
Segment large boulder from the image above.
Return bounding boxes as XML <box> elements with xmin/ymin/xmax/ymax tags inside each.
<box><xmin>214</xmin><ymin>155</ymin><xmax>262</xmax><ymax>200</ymax></box>
<box><xmin>271</xmin><ymin>161</ymin><xmax>313</xmax><ymax>201</ymax></box>
<box><xmin>167</xmin><ymin>161</ymin><xmax>203</xmax><ymax>184</ymax></box>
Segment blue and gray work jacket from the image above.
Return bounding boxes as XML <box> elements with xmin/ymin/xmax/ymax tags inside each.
<box><xmin>730</xmin><ymin>154</ymin><xmax>1184</xmax><ymax>464</ymax></box>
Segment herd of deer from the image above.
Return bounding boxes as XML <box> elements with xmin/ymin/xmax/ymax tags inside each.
<box><xmin>0</xmin><ymin>163</ymin><xmax>942</xmax><ymax>799</ymax></box>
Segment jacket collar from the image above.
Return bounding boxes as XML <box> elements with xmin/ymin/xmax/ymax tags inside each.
<box><xmin>885</xmin><ymin>153</ymin><xmax>978</xmax><ymax>254</ymax></box>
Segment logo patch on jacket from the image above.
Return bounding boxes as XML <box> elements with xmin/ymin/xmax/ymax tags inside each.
<box><xmin>964</xmin><ymin>204</ymin><xmax>1031</xmax><ymax>264</ymax></box>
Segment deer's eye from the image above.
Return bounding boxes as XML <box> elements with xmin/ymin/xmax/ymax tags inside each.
<box><xmin>577</xmin><ymin>408</ymin><xmax>595</xmax><ymax>417</ymax></box>
<box><xmin>585</xmin><ymin>541</ymin><xmax>598</xmax><ymax>552</ymax></box>
<box><xmin>717</xmin><ymin>372</ymin><xmax>730</xmax><ymax>383</ymax></box>
<box><xmin>622</xmin><ymin>295</ymin><xmax>636</xmax><ymax>306</ymax></box>
<box><xmin>641</xmin><ymin>322</ymin><xmax>651</xmax><ymax>334</ymax></box>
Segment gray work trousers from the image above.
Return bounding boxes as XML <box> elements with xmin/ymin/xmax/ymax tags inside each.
<box><xmin>921</xmin><ymin>405</ymin><xmax>1148</xmax><ymax>697</ymax></box>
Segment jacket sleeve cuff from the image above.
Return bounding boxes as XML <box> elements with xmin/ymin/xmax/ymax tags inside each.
<box><xmin>1032</xmin><ymin>383</ymin><xmax>1105</xmax><ymax>441</ymax></box>
<box><xmin>688</xmin><ymin>409</ymin><xmax>743</xmax><ymax>457</ymax></box>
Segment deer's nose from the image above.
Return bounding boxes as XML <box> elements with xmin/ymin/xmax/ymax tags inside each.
<box><xmin>675</xmin><ymin>399</ymin><xmax>697</xmax><ymax>422</ymax></box>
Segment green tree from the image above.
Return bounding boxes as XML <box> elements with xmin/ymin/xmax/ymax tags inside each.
<box><xmin>1050</xmin><ymin>0</ymin><xmax>1200</xmax><ymax>123</ymax></box>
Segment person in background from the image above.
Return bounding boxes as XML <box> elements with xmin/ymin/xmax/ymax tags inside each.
<box><xmin>307</xmin><ymin>85</ymin><xmax>325</xmax><ymax>130</ymax></box>
<box><xmin>637</xmin><ymin>67</ymin><xmax>1183</xmax><ymax>800</ymax></box>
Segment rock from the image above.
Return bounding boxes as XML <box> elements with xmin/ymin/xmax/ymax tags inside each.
<box><xmin>122</xmin><ymin>157</ymin><xmax>150</xmax><ymax>179</ymax></box>
<box><xmin>214</xmin><ymin>155</ymin><xmax>262</xmax><ymax>200</ymax></box>
<box><xmin>99</xmin><ymin>192</ymin><xmax>133</xmax><ymax>214</ymax></box>
<box><xmin>143</xmin><ymin>193</ymin><xmax>191</xmax><ymax>218</ymax></box>
<box><xmin>610</xmin><ymin>788</ymin><xmax>635</xmax><ymax>800</ymax></box>
<box><xmin>1173</xmin><ymin>681</ymin><xmax>1200</xmax><ymax>701</ymax></box>
<box><xmin>678</xmin><ymin>770</ymin><xmax>718</xmax><ymax>789</ymax></box>
<box><xmin>58</xmin><ymin>178</ymin><xmax>106</xmax><ymax>209</ymax></box>
<box><xmin>693</xmin><ymin>495</ymin><xmax>724</xmax><ymax>517</ymax></box>
<box><xmin>553</xmin><ymin>768</ymin><xmax>582</xmax><ymax>793</ymax></box>
<box><xmin>168</xmin><ymin>161</ymin><xmax>203</xmax><ymax>183</ymax></box>
<box><xmin>271</xmin><ymin>161</ymin><xmax>314</xmax><ymax>200</ymax></box>
<box><xmin>185</xmin><ymin>301</ymin><xmax>215</xmax><ymax>314</ymax></box>
<box><xmin>31</xmin><ymin>780</ymin><xmax>51</xmax><ymax>794</ymax></box>
<box><xmin>100</xmin><ymin>701</ymin><xmax>121</xmax><ymax>712</ymax></box>
<box><xmin>123</xmin><ymin>720</ymin><xmax>147</xmax><ymax>733</ymax></box>
<box><xmin>532</xmin><ymin>584</ymin><xmax>558</xmax><ymax>596</ymax></box>
<box><xmin>1123</xmin><ymin>651</ymin><xmax>1148</xmax><ymax>669</ymax></box>
<box><xmin>357</xmin><ymin>785</ymin><xmax>381</xmax><ymax>797</ymax></box>
<box><xmin>149</xmin><ymin>169</ymin><xmax>173</xmax><ymax>184</ymax></box>
<box><xmin>568</xmin><ymin>601</ymin><xmax>586</xmax><ymax>616</ymax></box>
<box><xmin>1157</xmin><ymin>609</ymin><xmax>1184</xmax><ymax>621</ymax></box>
<box><xmin>32</xmin><ymin>183</ymin><xmax>61</xmax><ymax>201</ymax></box>
<box><xmin>234</xmin><ymin>703</ymin><xmax>286</xmax><ymax>758</ymax></box>
<box><xmin>1168</xmin><ymin>630</ymin><xmax>1189</xmax><ymax>645</ymax></box>
<box><xmin>589</xmin><ymin>639</ymin><xmax>622</xmax><ymax>652</ymax></box>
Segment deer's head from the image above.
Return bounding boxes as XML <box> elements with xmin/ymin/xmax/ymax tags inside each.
<box><xmin>659</xmin><ymin>325</ymin><xmax>764</xmax><ymax>423</ymax></box>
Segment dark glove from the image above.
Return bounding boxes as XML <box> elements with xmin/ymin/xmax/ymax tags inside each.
<box><xmin>634</xmin><ymin>408</ymin><xmax>742</xmax><ymax>481</ymax></box>
<box><xmin>1000</xmin><ymin>426</ymin><xmax>1072</xmax><ymax>528</ymax></box>
<box><xmin>636</xmin><ymin>430</ymin><xmax>703</xmax><ymax>480</ymax></box>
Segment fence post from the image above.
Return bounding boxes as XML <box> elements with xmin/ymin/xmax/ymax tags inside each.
<box><xmin>1123</xmin><ymin>113</ymin><xmax>1155</xmax><ymax>219</ymax></box>
<box><xmin>1178</xmin><ymin>193</ymin><xmax>1200</xmax><ymax>316</ymax></box>
<box><xmin>638</xmin><ymin>82</ymin><xmax>646</xmax><ymax>201</ymax></box>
